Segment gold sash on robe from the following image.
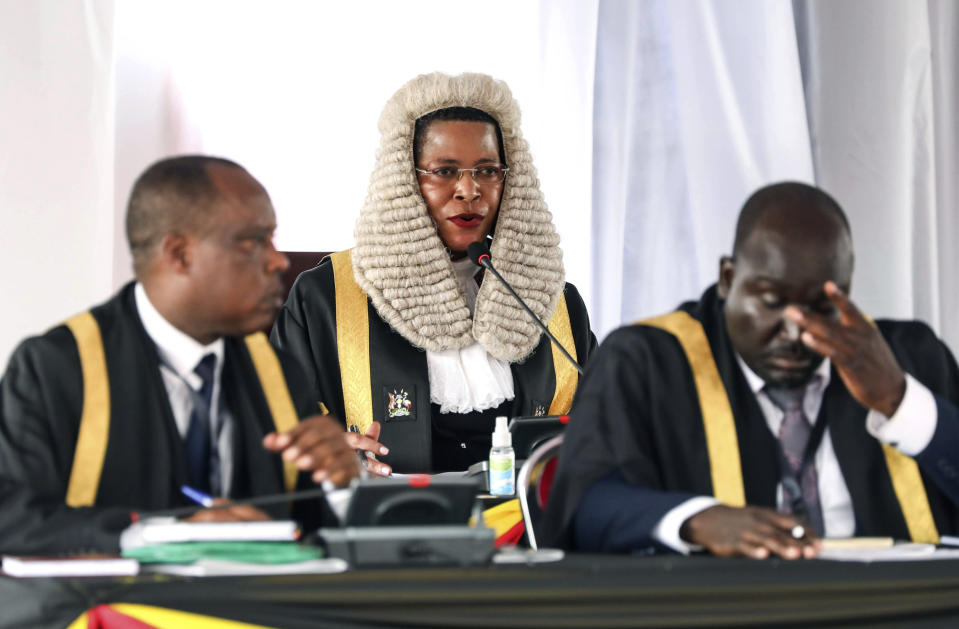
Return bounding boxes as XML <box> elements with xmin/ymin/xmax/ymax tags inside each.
<box><xmin>330</xmin><ymin>248</ymin><xmax>578</xmax><ymax>432</ymax></box>
<box><xmin>64</xmin><ymin>317</ymin><xmax>299</xmax><ymax>506</ymax></box>
<box><xmin>640</xmin><ymin>310</ymin><xmax>939</xmax><ymax>543</ymax></box>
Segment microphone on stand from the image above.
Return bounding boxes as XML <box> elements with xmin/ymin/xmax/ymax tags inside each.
<box><xmin>467</xmin><ymin>242</ymin><xmax>583</xmax><ymax>375</ymax></box>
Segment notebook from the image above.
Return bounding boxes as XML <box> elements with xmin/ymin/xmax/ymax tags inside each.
<box><xmin>2</xmin><ymin>554</ymin><xmax>139</xmax><ymax>578</ymax></box>
<box><xmin>129</xmin><ymin>519</ymin><xmax>299</xmax><ymax>547</ymax></box>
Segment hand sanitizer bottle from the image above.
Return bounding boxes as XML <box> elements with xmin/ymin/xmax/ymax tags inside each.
<box><xmin>489</xmin><ymin>416</ymin><xmax>515</xmax><ymax>496</ymax></box>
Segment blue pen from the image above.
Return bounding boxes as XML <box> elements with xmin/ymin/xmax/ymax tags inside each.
<box><xmin>181</xmin><ymin>485</ymin><xmax>215</xmax><ymax>508</ymax></box>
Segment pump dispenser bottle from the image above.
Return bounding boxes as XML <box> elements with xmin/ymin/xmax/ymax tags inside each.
<box><xmin>489</xmin><ymin>416</ymin><xmax>515</xmax><ymax>496</ymax></box>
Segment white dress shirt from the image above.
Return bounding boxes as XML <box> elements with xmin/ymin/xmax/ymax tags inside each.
<box><xmin>121</xmin><ymin>284</ymin><xmax>352</xmax><ymax>552</ymax></box>
<box><xmin>425</xmin><ymin>257</ymin><xmax>515</xmax><ymax>413</ymax></box>
<box><xmin>653</xmin><ymin>356</ymin><xmax>939</xmax><ymax>553</ymax></box>
<box><xmin>134</xmin><ymin>282</ymin><xmax>233</xmax><ymax>496</ymax></box>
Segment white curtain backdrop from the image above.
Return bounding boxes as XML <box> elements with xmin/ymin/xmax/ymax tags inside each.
<box><xmin>1</xmin><ymin>0</ymin><xmax>596</xmax><ymax>369</ymax></box>
<box><xmin>111</xmin><ymin>0</ymin><xmax>597</xmax><ymax>295</ymax></box>
<box><xmin>2</xmin><ymin>0</ymin><xmax>957</xmax><ymax>367</ymax></box>
<box><xmin>0</xmin><ymin>0</ymin><xmax>116</xmax><ymax>370</ymax></box>
<box><xmin>593</xmin><ymin>0</ymin><xmax>959</xmax><ymax>354</ymax></box>
<box><xmin>592</xmin><ymin>0</ymin><xmax>813</xmax><ymax>336</ymax></box>
<box><xmin>795</xmin><ymin>0</ymin><xmax>959</xmax><ymax>350</ymax></box>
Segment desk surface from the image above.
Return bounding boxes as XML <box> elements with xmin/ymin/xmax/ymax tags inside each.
<box><xmin>4</xmin><ymin>553</ymin><xmax>959</xmax><ymax>628</ymax></box>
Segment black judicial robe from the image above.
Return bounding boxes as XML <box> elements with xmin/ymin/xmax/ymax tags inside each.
<box><xmin>271</xmin><ymin>257</ymin><xmax>596</xmax><ymax>473</ymax></box>
<box><xmin>0</xmin><ymin>283</ymin><xmax>326</xmax><ymax>555</ymax></box>
<box><xmin>543</xmin><ymin>285</ymin><xmax>959</xmax><ymax>551</ymax></box>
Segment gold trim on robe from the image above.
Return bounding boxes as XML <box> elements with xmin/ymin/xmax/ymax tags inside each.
<box><xmin>64</xmin><ymin>312</ymin><xmax>111</xmax><ymax>508</ymax></box>
<box><xmin>547</xmin><ymin>294</ymin><xmax>578</xmax><ymax>415</ymax></box>
<box><xmin>641</xmin><ymin>311</ymin><xmax>746</xmax><ymax>507</ymax></box>
<box><xmin>330</xmin><ymin>250</ymin><xmax>373</xmax><ymax>434</ymax></box>
<box><xmin>64</xmin><ymin>318</ymin><xmax>303</xmax><ymax>504</ymax></box>
<box><xmin>881</xmin><ymin>444</ymin><xmax>939</xmax><ymax>543</ymax></box>
<box><xmin>244</xmin><ymin>332</ymin><xmax>300</xmax><ymax>493</ymax></box>
<box><xmin>642</xmin><ymin>310</ymin><xmax>939</xmax><ymax>541</ymax></box>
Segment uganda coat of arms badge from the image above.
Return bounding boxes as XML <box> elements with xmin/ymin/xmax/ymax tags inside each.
<box><xmin>386</xmin><ymin>388</ymin><xmax>413</xmax><ymax>419</ymax></box>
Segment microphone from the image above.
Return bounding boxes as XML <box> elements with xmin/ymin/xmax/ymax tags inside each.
<box><xmin>467</xmin><ymin>242</ymin><xmax>583</xmax><ymax>375</ymax></box>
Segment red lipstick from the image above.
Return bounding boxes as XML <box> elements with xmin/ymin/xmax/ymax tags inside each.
<box><xmin>449</xmin><ymin>213</ymin><xmax>483</xmax><ymax>228</ymax></box>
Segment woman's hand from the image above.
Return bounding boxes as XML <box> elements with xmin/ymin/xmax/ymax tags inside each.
<box><xmin>345</xmin><ymin>421</ymin><xmax>392</xmax><ymax>477</ymax></box>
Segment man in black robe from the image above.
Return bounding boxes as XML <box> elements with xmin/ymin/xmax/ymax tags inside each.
<box><xmin>544</xmin><ymin>182</ymin><xmax>959</xmax><ymax>558</ymax></box>
<box><xmin>0</xmin><ymin>156</ymin><xmax>364</xmax><ymax>555</ymax></box>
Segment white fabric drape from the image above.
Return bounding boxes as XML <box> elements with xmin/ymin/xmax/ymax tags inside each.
<box><xmin>795</xmin><ymin>0</ymin><xmax>959</xmax><ymax>351</ymax></box>
<box><xmin>593</xmin><ymin>0</ymin><xmax>959</xmax><ymax>354</ymax></box>
<box><xmin>0</xmin><ymin>0</ymin><xmax>116</xmax><ymax>368</ymax></box>
<box><xmin>0</xmin><ymin>1</ymin><xmax>597</xmax><ymax>369</ymax></box>
<box><xmin>3</xmin><ymin>1</ymin><xmax>958</xmax><ymax>367</ymax></box>
<box><xmin>592</xmin><ymin>0</ymin><xmax>813</xmax><ymax>337</ymax></box>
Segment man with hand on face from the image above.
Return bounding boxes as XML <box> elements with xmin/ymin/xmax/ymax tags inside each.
<box><xmin>0</xmin><ymin>156</ymin><xmax>365</xmax><ymax>555</ymax></box>
<box><xmin>544</xmin><ymin>182</ymin><xmax>959</xmax><ymax>559</ymax></box>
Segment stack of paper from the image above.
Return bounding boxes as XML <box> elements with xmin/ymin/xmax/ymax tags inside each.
<box><xmin>136</xmin><ymin>519</ymin><xmax>299</xmax><ymax>545</ymax></box>
<box><xmin>2</xmin><ymin>555</ymin><xmax>139</xmax><ymax>578</ymax></box>
<box><xmin>146</xmin><ymin>557</ymin><xmax>347</xmax><ymax>577</ymax></box>
<box><xmin>122</xmin><ymin>522</ymin><xmax>334</xmax><ymax>577</ymax></box>
<box><xmin>120</xmin><ymin>518</ymin><xmax>299</xmax><ymax>550</ymax></box>
<box><xmin>818</xmin><ymin>539</ymin><xmax>937</xmax><ymax>562</ymax></box>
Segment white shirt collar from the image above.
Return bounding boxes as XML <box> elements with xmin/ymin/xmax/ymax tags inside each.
<box><xmin>134</xmin><ymin>282</ymin><xmax>224</xmax><ymax>387</ymax></box>
<box><xmin>736</xmin><ymin>352</ymin><xmax>832</xmax><ymax>395</ymax></box>
<box><xmin>425</xmin><ymin>257</ymin><xmax>514</xmax><ymax>413</ymax></box>
<box><xmin>452</xmin><ymin>257</ymin><xmax>482</xmax><ymax>314</ymax></box>
<box><xmin>452</xmin><ymin>256</ymin><xmax>481</xmax><ymax>281</ymax></box>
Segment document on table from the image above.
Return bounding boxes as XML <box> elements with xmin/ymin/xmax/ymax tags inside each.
<box><xmin>144</xmin><ymin>557</ymin><xmax>348</xmax><ymax>577</ymax></box>
<box><xmin>2</xmin><ymin>554</ymin><xmax>139</xmax><ymax>578</ymax></box>
<box><xmin>818</xmin><ymin>541</ymin><xmax>959</xmax><ymax>562</ymax></box>
<box><xmin>124</xmin><ymin>519</ymin><xmax>299</xmax><ymax>548</ymax></box>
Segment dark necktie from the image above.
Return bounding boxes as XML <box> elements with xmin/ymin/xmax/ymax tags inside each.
<box><xmin>184</xmin><ymin>353</ymin><xmax>216</xmax><ymax>494</ymax></box>
<box><xmin>765</xmin><ymin>384</ymin><xmax>825</xmax><ymax>536</ymax></box>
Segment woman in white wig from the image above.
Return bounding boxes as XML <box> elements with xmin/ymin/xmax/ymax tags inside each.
<box><xmin>271</xmin><ymin>72</ymin><xmax>595</xmax><ymax>473</ymax></box>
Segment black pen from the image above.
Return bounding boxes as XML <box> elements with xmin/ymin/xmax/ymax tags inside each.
<box><xmin>348</xmin><ymin>424</ymin><xmax>374</xmax><ymax>479</ymax></box>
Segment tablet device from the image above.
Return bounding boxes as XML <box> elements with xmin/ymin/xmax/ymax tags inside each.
<box><xmin>343</xmin><ymin>476</ymin><xmax>479</xmax><ymax>527</ymax></box>
<box><xmin>508</xmin><ymin>415</ymin><xmax>569</xmax><ymax>459</ymax></box>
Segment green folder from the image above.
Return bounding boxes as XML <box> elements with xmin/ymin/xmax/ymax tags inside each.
<box><xmin>124</xmin><ymin>541</ymin><xmax>323</xmax><ymax>565</ymax></box>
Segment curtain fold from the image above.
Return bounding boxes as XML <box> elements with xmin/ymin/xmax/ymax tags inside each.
<box><xmin>796</xmin><ymin>0</ymin><xmax>958</xmax><ymax>351</ymax></box>
<box><xmin>594</xmin><ymin>0</ymin><xmax>958</xmax><ymax>353</ymax></box>
<box><xmin>592</xmin><ymin>0</ymin><xmax>813</xmax><ymax>337</ymax></box>
<box><xmin>0</xmin><ymin>1</ymin><xmax>116</xmax><ymax>369</ymax></box>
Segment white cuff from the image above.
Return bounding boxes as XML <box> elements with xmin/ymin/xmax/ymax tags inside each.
<box><xmin>651</xmin><ymin>496</ymin><xmax>720</xmax><ymax>555</ymax></box>
<box><xmin>323</xmin><ymin>480</ymin><xmax>352</xmax><ymax>524</ymax></box>
<box><xmin>865</xmin><ymin>374</ymin><xmax>937</xmax><ymax>456</ymax></box>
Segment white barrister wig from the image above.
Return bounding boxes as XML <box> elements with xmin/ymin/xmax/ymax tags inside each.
<box><xmin>351</xmin><ymin>72</ymin><xmax>566</xmax><ymax>363</ymax></box>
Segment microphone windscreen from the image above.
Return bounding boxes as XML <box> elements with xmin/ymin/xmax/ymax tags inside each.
<box><xmin>467</xmin><ymin>241</ymin><xmax>491</xmax><ymax>267</ymax></box>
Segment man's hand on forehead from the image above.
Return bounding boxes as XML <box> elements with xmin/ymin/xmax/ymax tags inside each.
<box><xmin>784</xmin><ymin>281</ymin><xmax>906</xmax><ymax>417</ymax></box>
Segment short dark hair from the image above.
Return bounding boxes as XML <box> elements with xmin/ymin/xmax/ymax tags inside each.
<box><xmin>413</xmin><ymin>106</ymin><xmax>506</xmax><ymax>165</ymax></box>
<box><xmin>732</xmin><ymin>182</ymin><xmax>851</xmax><ymax>257</ymax></box>
<box><xmin>126</xmin><ymin>155</ymin><xmax>244</xmax><ymax>277</ymax></box>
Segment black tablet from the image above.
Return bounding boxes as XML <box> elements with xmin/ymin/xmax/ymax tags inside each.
<box><xmin>343</xmin><ymin>476</ymin><xmax>480</xmax><ymax>527</ymax></box>
<box><xmin>508</xmin><ymin>415</ymin><xmax>569</xmax><ymax>459</ymax></box>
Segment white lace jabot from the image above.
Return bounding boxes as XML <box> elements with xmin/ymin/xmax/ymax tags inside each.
<box><xmin>426</xmin><ymin>258</ymin><xmax>515</xmax><ymax>414</ymax></box>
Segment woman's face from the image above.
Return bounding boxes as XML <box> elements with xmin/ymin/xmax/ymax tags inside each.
<box><xmin>416</xmin><ymin>120</ymin><xmax>504</xmax><ymax>258</ymax></box>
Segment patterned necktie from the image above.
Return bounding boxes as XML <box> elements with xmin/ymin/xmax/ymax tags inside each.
<box><xmin>184</xmin><ymin>353</ymin><xmax>217</xmax><ymax>494</ymax></box>
<box><xmin>765</xmin><ymin>384</ymin><xmax>825</xmax><ymax>536</ymax></box>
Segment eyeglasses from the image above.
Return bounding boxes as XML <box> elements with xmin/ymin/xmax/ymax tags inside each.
<box><xmin>415</xmin><ymin>164</ymin><xmax>509</xmax><ymax>186</ymax></box>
